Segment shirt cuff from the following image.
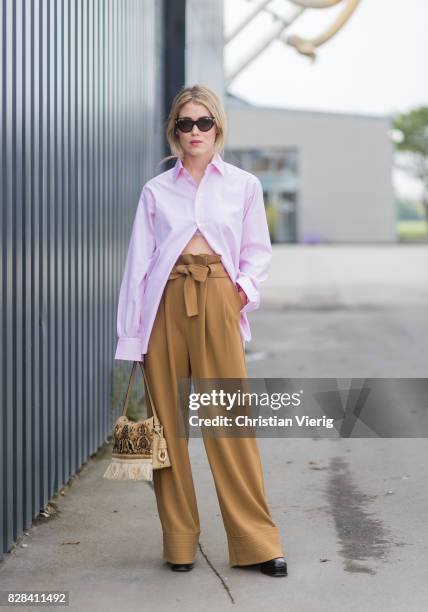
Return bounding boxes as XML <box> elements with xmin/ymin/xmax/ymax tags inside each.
<box><xmin>235</xmin><ymin>275</ymin><xmax>260</xmax><ymax>313</ymax></box>
<box><xmin>115</xmin><ymin>337</ymin><xmax>145</xmax><ymax>362</ymax></box>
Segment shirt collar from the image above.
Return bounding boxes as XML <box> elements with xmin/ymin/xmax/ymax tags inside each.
<box><xmin>172</xmin><ymin>151</ymin><xmax>225</xmax><ymax>181</ymax></box>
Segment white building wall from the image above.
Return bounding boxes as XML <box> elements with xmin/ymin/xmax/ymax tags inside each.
<box><xmin>226</xmin><ymin>104</ymin><xmax>396</xmax><ymax>243</ymax></box>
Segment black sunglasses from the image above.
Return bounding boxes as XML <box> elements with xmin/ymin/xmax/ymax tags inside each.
<box><xmin>175</xmin><ymin>116</ymin><xmax>215</xmax><ymax>133</ymax></box>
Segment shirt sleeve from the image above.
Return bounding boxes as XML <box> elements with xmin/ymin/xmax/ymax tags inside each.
<box><xmin>114</xmin><ymin>185</ymin><xmax>156</xmax><ymax>361</ymax></box>
<box><xmin>235</xmin><ymin>176</ymin><xmax>272</xmax><ymax>314</ymax></box>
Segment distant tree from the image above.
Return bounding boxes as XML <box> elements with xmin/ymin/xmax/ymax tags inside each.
<box><xmin>393</xmin><ymin>106</ymin><xmax>428</xmax><ymax>229</ymax></box>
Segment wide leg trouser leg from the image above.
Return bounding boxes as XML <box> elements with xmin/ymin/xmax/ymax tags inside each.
<box><xmin>144</xmin><ymin>280</ymin><xmax>200</xmax><ymax>564</ymax></box>
<box><xmin>186</xmin><ymin>259</ymin><xmax>285</xmax><ymax>567</ymax></box>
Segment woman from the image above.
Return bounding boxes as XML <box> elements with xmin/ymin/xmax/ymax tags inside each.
<box><xmin>115</xmin><ymin>85</ymin><xmax>287</xmax><ymax>577</ymax></box>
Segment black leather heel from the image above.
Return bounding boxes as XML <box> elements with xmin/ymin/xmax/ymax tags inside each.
<box><xmin>260</xmin><ymin>557</ymin><xmax>288</xmax><ymax>577</ymax></box>
<box><xmin>169</xmin><ymin>562</ymin><xmax>194</xmax><ymax>572</ymax></box>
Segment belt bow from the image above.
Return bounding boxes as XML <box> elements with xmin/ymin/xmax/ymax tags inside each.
<box><xmin>169</xmin><ymin>262</ymin><xmax>218</xmax><ymax>317</ymax></box>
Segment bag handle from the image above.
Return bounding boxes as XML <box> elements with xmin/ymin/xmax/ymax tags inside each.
<box><xmin>122</xmin><ymin>361</ymin><xmax>162</xmax><ymax>426</ymax></box>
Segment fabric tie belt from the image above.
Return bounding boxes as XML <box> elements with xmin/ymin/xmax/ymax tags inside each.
<box><xmin>168</xmin><ymin>261</ymin><xmax>229</xmax><ymax>317</ymax></box>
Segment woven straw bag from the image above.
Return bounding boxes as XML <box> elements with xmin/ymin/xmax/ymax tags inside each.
<box><xmin>103</xmin><ymin>361</ymin><xmax>171</xmax><ymax>482</ymax></box>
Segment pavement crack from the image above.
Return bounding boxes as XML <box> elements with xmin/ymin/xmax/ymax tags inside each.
<box><xmin>198</xmin><ymin>541</ymin><xmax>235</xmax><ymax>605</ymax></box>
<box><xmin>149</xmin><ymin>482</ymin><xmax>235</xmax><ymax>603</ymax></box>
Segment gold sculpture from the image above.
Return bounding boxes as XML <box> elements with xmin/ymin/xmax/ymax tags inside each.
<box><xmin>286</xmin><ymin>0</ymin><xmax>361</xmax><ymax>61</ymax></box>
<box><xmin>225</xmin><ymin>0</ymin><xmax>362</xmax><ymax>85</ymax></box>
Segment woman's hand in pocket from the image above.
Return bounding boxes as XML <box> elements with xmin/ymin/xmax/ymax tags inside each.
<box><xmin>237</xmin><ymin>286</ymin><xmax>248</xmax><ymax>308</ymax></box>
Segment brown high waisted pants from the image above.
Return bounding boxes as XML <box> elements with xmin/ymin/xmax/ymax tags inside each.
<box><xmin>143</xmin><ymin>253</ymin><xmax>284</xmax><ymax>566</ymax></box>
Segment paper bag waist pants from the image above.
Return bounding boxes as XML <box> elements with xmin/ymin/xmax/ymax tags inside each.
<box><xmin>142</xmin><ymin>252</ymin><xmax>284</xmax><ymax>566</ymax></box>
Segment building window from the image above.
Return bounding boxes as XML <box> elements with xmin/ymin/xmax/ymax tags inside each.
<box><xmin>226</xmin><ymin>148</ymin><xmax>299</xmax><ymax>243</ymax></box>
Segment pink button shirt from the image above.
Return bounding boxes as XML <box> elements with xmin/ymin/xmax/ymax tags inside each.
<box><xmin>115</xmin><ymin>151</ymin><xmax>272</xmax><ymax>362</ymax></box>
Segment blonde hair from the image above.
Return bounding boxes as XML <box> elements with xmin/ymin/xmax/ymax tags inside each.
<box><xmin>157</xmin><ymin>84</ymin><xmax>227</xmax><ymax>168</ymax></box>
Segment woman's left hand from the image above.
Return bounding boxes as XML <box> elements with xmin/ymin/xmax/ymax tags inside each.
<box><xmin>237</xmin><ymin>287</ymin><xmax>248</xmax><ymax>308</ymax></box>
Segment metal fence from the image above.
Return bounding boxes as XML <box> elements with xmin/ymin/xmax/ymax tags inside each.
<box><xmin>0</xmin><ymin>0</ymin><xmax>165</xmax><ymax>560</ymax></box>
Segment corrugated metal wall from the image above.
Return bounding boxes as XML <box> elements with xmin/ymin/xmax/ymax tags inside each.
<box><xmin>0</xmin><ymin>0</ymin><xmax>164</xmax><ymax>560</ymax></box>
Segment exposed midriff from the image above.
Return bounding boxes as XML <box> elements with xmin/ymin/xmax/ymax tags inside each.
<box><xmin>180</xmin><ymin>228</ymin><xmax>217</xmax><ymax>255</ymax></box>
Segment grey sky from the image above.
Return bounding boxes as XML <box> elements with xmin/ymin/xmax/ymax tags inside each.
<box><xmin>224</xmin><ymin>0</ymin><xmax>428</xmax><ymax>117</ymax></box>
